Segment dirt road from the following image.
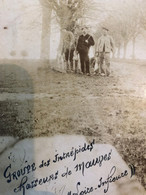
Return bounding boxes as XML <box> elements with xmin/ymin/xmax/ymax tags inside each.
<box><xmin>0</xmin><ymin>59</ymin><xmax>146</xmax><ymax>187</ymax></box>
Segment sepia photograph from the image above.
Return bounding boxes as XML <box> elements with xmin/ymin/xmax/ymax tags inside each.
<box><xmin>0</xmin><ymin>0</ymin><xmax>146</xmax><ymax>194</ymax></box>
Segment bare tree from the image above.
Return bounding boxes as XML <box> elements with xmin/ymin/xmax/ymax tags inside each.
<box><xmin>42</xmin><ymin>0</ymin><xmax>85</xmax><ymax>31</ymax></box>
<box><xmin>139</xmin><ymin>0</ymin><xmax>146</xmax><ymax>30</ymax></box>
<box><xmin>101</xmin><ymin>0</ymin><xmax>142</xmax><ymax>59</ymax></box>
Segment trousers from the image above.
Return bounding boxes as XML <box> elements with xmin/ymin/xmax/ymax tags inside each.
<box><xmin>79</xmin><ymin>52</ymin><xmax>90</xmax><ymax>74</ymax></box>
<box><xmin>98</xmin><ymin>52</ymin><xmax>110</xmax><ymax>75</ymax></box>
<box><xmin>64</xmin><ymin>48</ymin><xmax>74</xmax><ymax>70</ymax></box>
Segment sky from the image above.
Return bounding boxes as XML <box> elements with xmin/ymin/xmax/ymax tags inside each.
<box><xmin>0</xmin><ymin>0</ymin><xmax>146</xmax><ymax>59</ymax></box>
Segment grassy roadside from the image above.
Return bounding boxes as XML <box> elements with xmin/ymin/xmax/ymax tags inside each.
<box><xmin>0</xmin><ymin>60</ymin><xmax>145</xmax><ymax>188</ymax></box>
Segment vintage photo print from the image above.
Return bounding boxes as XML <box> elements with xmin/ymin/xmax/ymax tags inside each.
<box><xmin>0</xmin><ymin>0</ymin><xmax>146</xmax><ymax>194</ymax></box>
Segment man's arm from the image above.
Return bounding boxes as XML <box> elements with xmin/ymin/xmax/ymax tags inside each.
<box><xmin>76</xmin><ymin>36</ymin><xmax>81</xmax><ymax>52</ymax></box>
<box><xmin>88</xmin><ymin>36</ymin><xmax>95</xmax><ymax>46</ymax></box>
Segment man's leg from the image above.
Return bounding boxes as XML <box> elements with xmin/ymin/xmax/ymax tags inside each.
<box><xmin>79</xmin><ymin>53</ymin><xmax>85</xmax><ymax>73</ymax></box>
<box><xmin>93</xmin><ymin>57</ymin><xmax>99</xmax><ymax>75</ymax></box>
<box><xmin>105</xmin><ymin>53</ymin><xmax>110</xmax><ymax>76</ymax></box>
<box><xmin>85</xmin><ymin>53</ymin><xmax>90</xmax><ymax>75</ymax></box>
<box><xmin>69</xmin><ymin>49</ymin><xmax>74</xmax><ymax>71</ymax></box>
<box><xmin>65</xmin><ymin>49</ymin><xmax>69</xmax><ymax>71</ymax></box>
<box><xmin>99</xmin><ymin>52</ymin><xmax>105</xmax><ymax>74</ymax></box>
<box><xmin>75</xmin><ymin>60</ymin><xmax>78</xmax><ymax>73</ymax></box>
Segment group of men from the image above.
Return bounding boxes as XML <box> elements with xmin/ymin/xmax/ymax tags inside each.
<box><xmin>61</xmin><ymin>26</ymin><xmax>115</xmax><ymax>76</ymax></box>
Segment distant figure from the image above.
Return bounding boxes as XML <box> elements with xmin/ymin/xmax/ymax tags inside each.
<box><xmin>95</xmin><ymin>27</ymin><xmax>115</xmax><ymax>76</ymax></box>
<box><xmin>61</xmin><ymin>28</ymin><xmax>75</xmax><ymax>72</ymax></box>
<box><xmin>77</xmin><ymin>26</ymin><xmax>95</xmax><ymax>76</ymax></box>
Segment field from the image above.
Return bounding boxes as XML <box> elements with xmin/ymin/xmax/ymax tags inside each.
<box><xmin>0</xmin><ymin>59</ymin><xmax>145</xmax><ymax>188</ymax></box>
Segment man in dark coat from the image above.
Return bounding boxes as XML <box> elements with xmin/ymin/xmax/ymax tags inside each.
<box><xmin>77</xmin><ymin>26</ymin><xmax>95</xmax><ymax>75</ymax></box>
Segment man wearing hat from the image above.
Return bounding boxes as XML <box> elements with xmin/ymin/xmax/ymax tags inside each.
<box><xmin>77</xmin><ymin>26</ymin><xmax>95</xmax><ymax>75</ymax></box>
<box><xmin>95</xmin><ymin>27</ymin><xmax>115</xmax><ymax>76</ymax></box>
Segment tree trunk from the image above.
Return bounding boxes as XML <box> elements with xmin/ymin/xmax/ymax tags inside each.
<box><xmin>117</xmin><ymin>45</ymin><xmax>121</xmax><ymax>59</ymax></box>
<box><xmin>123</xmin><ymin>41</ymin><xmax>127</xmax><ymax>59</ymax></box>
<box><xmin>112</xmin><ymin>50</ymin><xmax>115</xmax><ymax>59</ymax></box>
<box><xmin>40</xmin><ymin>5</ymin><xmax>52</xmax><ymax>59</ymax></box>
<box><xmin>132</xmin><ymin>37</ymin><xmax>136</xmax><ymax>59</ymax></box>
